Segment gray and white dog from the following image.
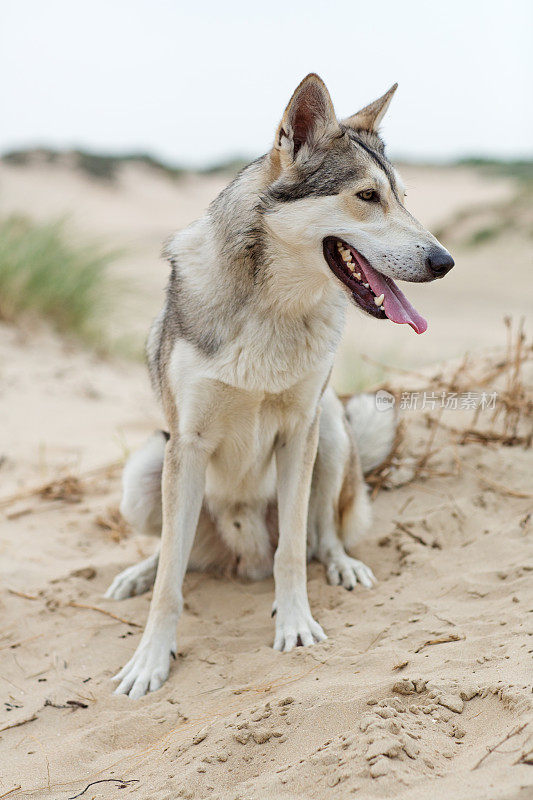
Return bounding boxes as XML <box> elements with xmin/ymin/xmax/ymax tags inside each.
<box><xmin>107</xmin><ymin>74</ymin><xmax>453</xmax><ymax>698</ymax></box>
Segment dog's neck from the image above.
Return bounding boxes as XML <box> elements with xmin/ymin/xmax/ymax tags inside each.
<box><xmin>204</xmin><ymin>156</ymin><xmax>343</xmax><ymax>321</ymax></box>
<box><xmin>161</xmin><ymin>160</ymin><xmax>347</xmax><ymax>392</ymax></box>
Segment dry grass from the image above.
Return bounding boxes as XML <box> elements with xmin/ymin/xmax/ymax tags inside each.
<box><xmin>95</xmin><ymin>506</ymin><xmax>130</xmax><ymax>542</ymax></box>
<box><xmin>0</xmin><ymin>461</ymin><xmax>122</xmax><ymax>512</ymax></box>
<box><xmin>365</xmin><ymin>319</ymin><xmax>532</xmax><ymax>497</ymax></box>
<box><xmin>39</xmin><ymin>476</ymin><xmax>84</xmax><ymax>504</ymax></box>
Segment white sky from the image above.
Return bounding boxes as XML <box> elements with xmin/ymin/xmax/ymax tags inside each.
<box><xmin>1</xmin><ymin>0</ymin><xmax>532</xmax><ymax>167</ymax></box>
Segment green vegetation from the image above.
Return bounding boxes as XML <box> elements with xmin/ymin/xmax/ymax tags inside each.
<box><xmin>4</xmin><ymin>149</ymin><xmax>531</xmax><ymax>186</ymax></box>
<box><xmin>0</xmin><ymin>215</ymin><xmax>122</xmax><ymax>346</ymax></box>
<box><xmin>435</xmin><ymin>187</ymin><xmax>533</xmax><ymax>249</ymax></box>
<box><xmin>200</xmin><ymin>157</ymin><xmax>250</xmax><ymax>175</ymax></box>
<box><xmin>434</xmin><ymin>159</ymin><xmax>533</xmax><ymax>248</ymax></box>
<box><xmin>2</xmin><ymin>148</ymin><xmax>188</xmax><ymax>182</ymax></box>
<box><xmin>457</xmin><ymin>157</ymin><xmax>533</xmax><ymax>185</ymax></box>
<box><xmin>2</xmin><ymin>148</ymin><xmax>249</xmax><ymax>182</ymax></box>
<box><xmin>333</xmin><ymin>346</ymin><xmax>391</xmax><ymax>394</ymax></box>
<box><xmin>466</xmin><ymin>224</ymin><xmax>504</xmax><ymax>247</ymax></box>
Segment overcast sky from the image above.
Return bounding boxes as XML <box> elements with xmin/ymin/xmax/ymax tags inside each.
<box><xmin>1</xmin><ymin>0</ymin><xmax>532</xmax><ymax>167</ymax></box>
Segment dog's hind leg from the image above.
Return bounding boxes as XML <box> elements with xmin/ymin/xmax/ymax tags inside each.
<box><xmin>106</xmin><ymin>431</ymin><xmax>238</xmax><ymax>599</ymax></box>
<box><xmin>105</xmin><ymin>432</ymin><xmax>165</xmax><ymax>600</ymax></box>
<box><xmin>310</xmin><ymin>389</ymin><xmax>375</xmax><ymax>590</ymax></box>
<box><xmin>105</xmin><ymin>552</ymin><xmax>159</xmax><ymax>600</ymax></box>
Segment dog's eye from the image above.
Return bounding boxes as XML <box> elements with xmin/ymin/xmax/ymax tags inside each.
<box><xmin>357</xmin><ymin>189</ymin><xmax>380</xmax><ymax>203</ymax></box>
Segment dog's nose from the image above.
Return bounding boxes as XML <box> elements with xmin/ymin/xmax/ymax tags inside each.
<box><xmin>426</xmin><ymin>246</ymin><xmax>454</xmax><ymax>278</ymax></box>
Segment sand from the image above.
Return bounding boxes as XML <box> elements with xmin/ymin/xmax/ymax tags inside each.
<box><xmin>0</xmin><ymin>160</ymin><xmax>532</xmax><ymax>799</ymax></box>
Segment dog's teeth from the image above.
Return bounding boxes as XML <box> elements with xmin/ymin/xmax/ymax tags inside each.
<box><xmin>354</xmin><ymin>273</ymin><xmax>361</xmax><ymax>280</ymax></box>
<box><xmin>374</xmin><ymin>293</ymin><xmax>385</xmax><ymax>307</ymax></box>
<box><xmin>341</xmin><ymin>252</ymin><xmax>352</xmax><ymax>263</ymax></box>
<box><xmin>363</xmin><ymin>282</ymin><xmax>369</xmax><ymax>288</ymax></box>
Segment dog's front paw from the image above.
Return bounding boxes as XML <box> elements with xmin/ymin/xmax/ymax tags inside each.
<box><xmin>112</xmin><ymin>630</ymin><xmax>176</xmax><ymax>699</ymax></box>
<box><xmin>326</xmin><ymin>554</ymin><xmax>376</xmax><ymax>590</ymax></box>
<box><xmin>273</xmin><ymin>604</ymin><xmax>326</xmax><ymax>652</ymax></box>
<box><xmin>105</xmin><ymin>560</ymin><xmax>157</xmax><ymax>600</ymax></box>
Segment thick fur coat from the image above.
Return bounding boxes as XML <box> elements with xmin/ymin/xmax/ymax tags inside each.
<box><xmin>107</xmin><ymin>74</ymin><xmax>453</xmax><ymax>698</ymax></box>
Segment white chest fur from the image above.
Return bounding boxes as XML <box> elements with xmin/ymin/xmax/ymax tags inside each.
<box><xmin>168</xmin><ymin>340</ymin><xmax>330</xmax><ymax>505</ymax></box>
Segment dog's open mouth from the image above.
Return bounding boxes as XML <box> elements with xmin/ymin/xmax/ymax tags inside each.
<box><xmin>323</xmin><ymin>237</ymin><xmax>428</xmax><ymax>334</ymax></box>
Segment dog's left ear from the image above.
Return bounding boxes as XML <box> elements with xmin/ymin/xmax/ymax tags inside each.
<box><xmin>274</xmin><ymin>74</ymin><xmax>340</xmax><ymax>168</ymax></box>
<box><xmin>343</xmin><ymin>83</ymin><xmax>398</xmax><ymax>133</ymax></box>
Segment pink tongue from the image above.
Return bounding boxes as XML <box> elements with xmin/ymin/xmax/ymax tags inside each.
<box><xmin>359</xmin><ymin>260</ymin><xmax>428</xmax><ymax>334</ymax></box>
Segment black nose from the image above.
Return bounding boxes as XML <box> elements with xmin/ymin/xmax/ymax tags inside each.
<box><xmin>426</xmin><ymin>246</ymin><xmax>454</xmax><ymax>278</ymax></box>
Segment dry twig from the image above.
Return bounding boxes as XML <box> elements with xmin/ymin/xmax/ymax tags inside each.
<box><xmin>514</xmin><ymin>744</ymin><xmax>533</xmax><ymax>765</ymax></box>
<box><xmin>7</xmin><ymin>589</ymin><xmax>38</xmax><ymax>601</ymax></box>
<box><xmin>472</xmin><ymin>722</ymin><xmax>528</xmax><ymax>770</ymax></box>
<box><xmin>0</xmin><ymin>714</ymin><xmax>37</xmax><ymax>732</ymax></box>
<box><xmin>475</xmin><ymin>473</ymin><xmax>532</xmax><ymax>499</ymax></box>
<box><xmin>0</xmin><ymin>787</ymin><xmax>22</xmax><ymax>800</ymax></box>
<box><xmin>68</xmin><ymin>601</ymin><xmax>141</xmax><ymax>628</ymax></box>
<box><xmin>394</xmin><ymin>521</ymin><xmax>429</xmax><ymax>546</ymax></box>
<box><xmin>68</xmin><ymin>779</ymin><xmax>139</xmax><ymax>799</ymax></box>
<box><xmin>392</xmin><ymin>660</ymin><xmax>409</xmax><ymax>671</ymax></box>
<box><xmin>414</xmin><ymin>633</ymin><xmax>463</xmax><ymax>653</ymax></box>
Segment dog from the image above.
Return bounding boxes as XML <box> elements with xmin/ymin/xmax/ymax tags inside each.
<box><xmin>107</xmin><ymin>74</ymin><xmax>454</xmax><ymax>698</ymax></box>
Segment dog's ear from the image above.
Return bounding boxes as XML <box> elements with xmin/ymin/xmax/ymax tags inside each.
<box><xmin>274</xmin><ymin>74</ymin><xmax>339</xmax><ymax>167</ymax></box>
<box><xmin>343</xmin><ymin>83</ymin><xmax>398</xmax><ymax>133</ymax></box>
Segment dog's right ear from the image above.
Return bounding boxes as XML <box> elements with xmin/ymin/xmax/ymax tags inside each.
<box><xmin>273</xmin><ymin>74</ymin><xmax>339</xmax><ymax>171</ymax></box>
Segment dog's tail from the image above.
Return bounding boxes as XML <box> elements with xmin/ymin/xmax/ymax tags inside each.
<box><xmin>120</xmin><ymin>431</ymin><xmax>166</xmax><ymax>536</ymax></box>
<box><xmin>344</xmin><ymin>393</ymin><xmax>396</xmax><ymax>474</ymax></box>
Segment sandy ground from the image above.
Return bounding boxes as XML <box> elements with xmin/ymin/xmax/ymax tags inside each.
<box><xmin>1</xmin><ymin>161</ymin><xmax>532</xmax><ymax>798</ymax></box>
<box><xmin>1</xmin><ymin>332</ymin><xmax>531</xmax><ymax>800</ymax></box>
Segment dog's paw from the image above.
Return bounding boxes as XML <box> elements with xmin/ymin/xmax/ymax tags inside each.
<box><xmin>326</xmin><ymin>554</ymin><xmax>376</xmax><ymax>590</ymax></box>
<box><xmin>112</xmin><ymin>631</ymin><xmax>176</xmax><ymax>699</ymax></box>
<box><xmin>105</xmin><ymin>560</ymin><xmax>157</xmax><ymax>600</ymax></box>
<box><xmin>273</xmin><ymin>605</ymin><xmax>326</xmax><ymax>652</ymax></box>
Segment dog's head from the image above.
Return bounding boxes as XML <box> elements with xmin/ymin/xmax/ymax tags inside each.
<box><xmin>264</xmin><ymin>74</ymin><xmax>454</xmax><ymax>333</ymax></box>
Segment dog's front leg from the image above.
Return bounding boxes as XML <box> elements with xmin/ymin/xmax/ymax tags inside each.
<box><xmin>113</xmin><ymin>435</ymin><xmax>208</xmax><ymax>698</ymax></box>
<box><xmin>273</xmin><ymin>412</ymin><xmax>326</xmax><ymax>652</ymax></box>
